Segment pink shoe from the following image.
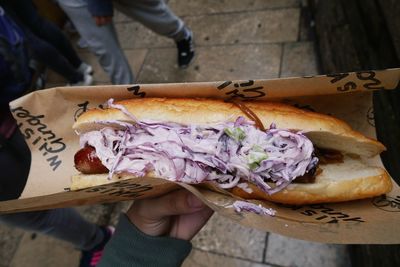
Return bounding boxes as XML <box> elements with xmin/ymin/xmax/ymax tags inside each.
<box><xmin>79</xmin><ymin>226</ymin><xmax>115</xmax><ymax>267</ymax></box>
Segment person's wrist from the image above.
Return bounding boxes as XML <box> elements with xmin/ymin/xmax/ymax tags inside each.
<box><xmin>125</xmin><ymin>209</ymin><xmax>167</xmax><ymax>237</ymax></box>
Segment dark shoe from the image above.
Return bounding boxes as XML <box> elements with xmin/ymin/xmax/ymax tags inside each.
<box><xmin>176</xmin><ymin>32</ymin><xmax>195</xmax><ymax>68</ymax></box>
<box><xmin>79</xmin><ymin>226</ymin><xmax>115</xmax><ymax>267</ymax></box>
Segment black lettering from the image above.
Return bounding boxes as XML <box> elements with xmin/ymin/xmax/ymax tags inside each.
<box><xmin>372</xmin><ymin>195</ymin><xmax>400</xmax><ymax>212</ymax></box>
<box><xmin>85</xmin><ymin>188</ymin><xmax>100</xmax><ymax>193</ymax></box>
<box><xmin>112</xmin><ymin>181</ymin><xmax>134</xmax><ymax>187</ymax></box>
<box><xmin>100</xmin><ymin>188</ymin><xmax>117</xmax><ymax>194</ymax></box>
<box><xmin>109</xmin><ymin>183</ymin><xmax>153</xmax><ymax>197</ymax></box>
<box><xmin>123</xmin><ymin>184</ymin><xmax>149</xmax><ymax>191</ymax></box>
<box><xmin>337</xmin><ymin>81</ymin><xmax>357</xmax><ymax>92</ymax></box>
<box><xmin>37</xmin><ymin>126</ymin><xmax>56</xmax><ymax>140</ymax></box>
<box><xmin>39</xmin><ymin>140</ymin><xmax>66</xmax><ymax>154</ymax></box>
<box><xmin>243</xmin><ymin>87</ymin><xmax>266</xmax><ymax>98</ymax></box>
<box><xmin>108</xmin><ymin>190</ymin><xmax>134</xmax><ymax>197</ymax></box>
<box><xmin>217</xmin><ymin>81</ymin><xmax>232</xmax><ymax>90</ymax></box>
<box><xmin>26</xmin><ymin>114</ymin><xmax>45</xmax><ymax>126</ymax></box>
<box><xmin>108</xmin><ymin>191</ymin><xmax>125</xmax><ymax>197</ymax></box>
<box><xmin>127</xmin><ymin>85</ymin><xmax>146</xmax><ymax>98</ymax></box>
<box><xmin>47</xmin><ymin>155</ymin><xmax>62</xmax><ymax>171</ymax></box>
<box><xmin>309</xmin><ymin>205</ymin><xmax>340</xmax><ymax>215</ymax></box>
<box><xmin>239</xmin><ymin>80</ymin><xmax>255</xmax><ymax>87</ymax></box>
<box><xmin>48</xmin><ymin>138</ymin><xmax>66</xmax><ymax>152</ymax></box>
<box><xmin>327</xmin><ymin>218</ymin><xmax>339</xmax><ymax>223</ymax></box>
<box><xmin>114</xmin><ymin>184</ymin><xmax>138</xmax><ymax>191</ymax></box>
<box><xmin>84</xmin><ymin>187</ymin><xmax>104</xmax><ymax>193</ymax></box>
<box><xmin>11</xmin><ymin>106</ymin><xmax>29</xmax><ymax>118</ymax></box>
<box><xmin>74</xmin><ymin>101</ymin><xmax>89</xmax><ymax>121</ymax></box>
<box><xmin>23</xmin><ymin>128</ymin><xmax>34</xmax><ymax>139</ymax></box>
<box><xmin>225</xmin><ymin>87</ymin><xmax>266</xmax><ymax>99</ymax></box>
<box><xmin>131</xmin><ymin>186</ymin><xmax>153</xmax><ymax>193</ymax></box>
<box><xmin>327</xmin><ymin>73</ymin><xmax>349</xmax><ymax>83</ymax></box>
<box><xmin>32</xmin><ymin>136</ymin><xmax>41</xmax><ymax>145</ymax></box>
<box><xmin>226</xmin><ymin>89</ymin><xmax>246</xmax><ymax>98</ymax></box>
<box><xmin>356</xmin><ymin>71</ymin><xmax>384</xmax><ymax>90</ymax></box>
<box><xmin>373</xmin><ymin>196</ymin><xmax>391</xmax><ymax>207</ymax></box>
<box><xmin>301</xmin><ymin>210</ymin><xmax>318</xmax><ymax>216</ymax></box>
<box><xmin>324</xmin><ymin>211</ymin><xmax>350</xmax><ymax>219</ymax></box>
<box><xmin>390</xmin><ymin>200</ymin><xmax>400</xmax><ymax>209</ymax></box>
<box><xmin>110</xmin><ymin>183</ymin><xmax>153</xmax><ymax>194</ymax></box>
<box><xmin>315</xmin><ymin>215</ymin><xmax>329</xmax><ymax>220</ymax></box>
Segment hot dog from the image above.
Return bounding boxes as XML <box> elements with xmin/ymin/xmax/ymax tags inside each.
<box><xmin>72</xmin><ymin>98</ymin><xmax>392</xmax><ymax>204</ymax></box>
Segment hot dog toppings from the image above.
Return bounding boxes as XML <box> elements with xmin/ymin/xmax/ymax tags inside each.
<box><xmin>229</xmin><ymin>101</ymin><xmax>266</xmax><ymax>131</ymax></box>
<box><xmin>232</xmin><ymin>200</ymin><xmax>276</xmax><ymax>216</ymax></box>
<box><xmin>76</xmin><ymin>100</ymin><xmax>319</xmax><ymax>195</ymax></box>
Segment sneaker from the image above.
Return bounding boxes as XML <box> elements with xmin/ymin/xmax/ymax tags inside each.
<box><xmin>79</xmin><ymin>226</ymin><xmax>115</xmax><ymax>267</ymax></box>
<box><xmin>77</xmin><ymin>62</ymin><xmax>94</xmax><ymax>76</ymax></box>
<box><xmin>176</xmin><ymin>32</ymin><xmax>195</xmax><ymax>68</ymax></box>
<box><xmin>77</xmin><ymin>38</ymin><xmax>89</xmax><ymax>49</ymax></box>
<box><xmin>69</xmin><ymin>73</ymin><xmax>93</xmax><ymax>86</ymax></box>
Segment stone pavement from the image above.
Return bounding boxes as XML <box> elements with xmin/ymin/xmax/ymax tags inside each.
<box><xmin>0</xmin><ymin>1</ymin><xmax>351</xmax><ymax>266</ymax></box>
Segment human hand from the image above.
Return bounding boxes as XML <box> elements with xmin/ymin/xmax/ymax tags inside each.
<box><xmin>93</xmin><ymin>16</ymin><xmax>113</xmax><ymax>26</ymax></box>
<box><xmin>126</xmin><ymin>189</ymin><xmax>214</xmax><ymax>240</ymax></box>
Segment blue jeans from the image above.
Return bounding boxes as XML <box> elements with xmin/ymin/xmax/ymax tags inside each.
<box><xmin>0</xmin><ymin>208</ymin><xmax>104</xmax><ymax>250</ymax></box>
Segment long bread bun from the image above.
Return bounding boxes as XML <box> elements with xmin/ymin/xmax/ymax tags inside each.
<box><xmin>72</xmin><ymin>98</ymin><xmax>392</xmax><ymax>204</ymax></box>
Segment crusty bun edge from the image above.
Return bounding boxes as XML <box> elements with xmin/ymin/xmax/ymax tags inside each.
<box><xmin>70</xmin><ymin>173</ymin><xmax>157</xmax><ymax>191</ymax></box>
<box><xmin>232</xmin><ymin>170</ymin><xmax>392</xmax><ymax>205</ymax></box>
<box><xmin>73</xmin><ymin>98</ymin><xmax>385</xmax><ymax>157</ymax></box>
<box><xmin>71</xmin><ymin>168</ymin><xmax>392</xmax><ymax>205</ymax></box>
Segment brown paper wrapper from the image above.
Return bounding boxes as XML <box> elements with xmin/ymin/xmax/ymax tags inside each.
<box><xmin>1</xmin><ymin>69</ymin><xmax>400</xmax><ymax>244</ymax></box>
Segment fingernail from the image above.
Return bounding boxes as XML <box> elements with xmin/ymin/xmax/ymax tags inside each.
<box><xmin>187</xmin><ymin>194</ymin><xmax>204</xmax><ymax>209</ymax></box>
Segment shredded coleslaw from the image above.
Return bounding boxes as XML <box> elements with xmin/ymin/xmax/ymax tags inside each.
<box><xmin>79</xmin><ymin>99</ymin><xmax>318</xmax><ymax>195</ymax></box>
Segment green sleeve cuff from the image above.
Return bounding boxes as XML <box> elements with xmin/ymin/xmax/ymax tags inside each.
<box><xmin>99</xmin><ymin>214</ymin><xmax>192</xmax><ymax>267</ymax></box>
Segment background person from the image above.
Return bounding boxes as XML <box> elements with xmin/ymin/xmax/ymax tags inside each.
<box><xmin>0</xmin><ymin>0</ymin><xmax>94</xmax><ymax>86</ymax></box>
<box><xmin>56</xmin><ymin>0</ymin><xmax>195</xmax><ymax>84</ymax></box>
<box><xmin>0</xmin><ymin>7</ymin><xmax>111</xmax><ymax>267</ymax></box>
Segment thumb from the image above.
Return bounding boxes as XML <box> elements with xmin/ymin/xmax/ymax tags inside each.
<box><xmin>136</xmin><ymin>189</ymin><xmax>206</xmax><ymax>220</ymax></box>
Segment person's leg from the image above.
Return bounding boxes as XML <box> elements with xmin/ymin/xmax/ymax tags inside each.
<box><xmin>0</xmin><ymin>126</ymin><xmax>30</xmax><ymax>201</ymax></box>
<box><xmin>25</xmin><ymin>30</ymin><xmax>84</xmax><ymax>84</ymax></box>
<box><xmin>115</xmin><ymin>0</ymin><xmax>194</xmax><ymax>68</ymax></box>
<box><xmin>0</xmin><ymin>123</ymin><xmax>109</xmax><ymax>266</ymax></box>
<box><xmin>114</xmin><ymin>0</ymin><xmax>189</xmax><ymax>41</ymax></box>
<box><xmin>0</xmin><ymin>208</ymin><xmax>104</xmax><ymax>250</ymax></box>
<box><xmin>57</xmin><ymin>0</ymin><xmax>134</xmax><ymax>84</ymax></box>
<box><xmin>0</xmin><ymin>126</ymin><xmax>102</xmax><ymax>250</ymax></box>
<box><xmin>8</xmin><ymin>0</ymin><xmax>82</xmax><ymax>69</ymax></box>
